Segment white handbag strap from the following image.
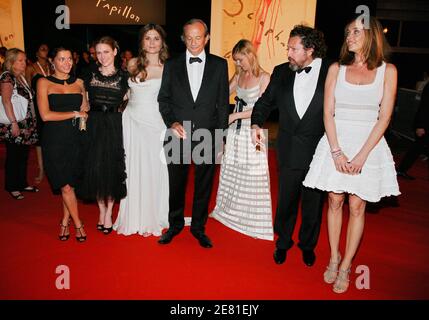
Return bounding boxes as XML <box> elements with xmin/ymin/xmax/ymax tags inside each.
<box><xmin>0</xmin><ymin>71</ymin><xmax>34</xmax><ymax>117</ymax></box>
<box><xmin>16</xmin><ymin>75</ymin><xmax>32</xmax><ymax>101</ymax></box>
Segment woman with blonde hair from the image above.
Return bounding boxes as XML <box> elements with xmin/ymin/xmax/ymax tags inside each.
<box><xmin>210</xmin><ymin>39</ymin><xmax>273</xmax><ymax>240</ymax></box>
<box><xmin>303</xmin><ymin>16</ymin><xmax>400</xmax><ymax>293</ymax></box>
<box><xmin>1</xmin><ymin>48</ymin><xmax>38</xmax><ymax>200</ymax></box>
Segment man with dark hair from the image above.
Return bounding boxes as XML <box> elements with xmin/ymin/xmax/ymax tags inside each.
<box><xmin>251</xmin><ymin>25</ymin><xmax>330</xmax><ymax>266</ymax></box>
<box><xmin>397</xmin><ymin>81</ymin><xmax>429</xmax><ymax>180</ymax></box>
<box><xmin>158</xmin><ymin>18</ymin><xmax>229</xmax><ymax>248</ymax></box>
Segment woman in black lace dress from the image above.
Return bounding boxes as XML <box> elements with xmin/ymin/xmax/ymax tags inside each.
<box><xmin>77</xmin><ymin>36</ymin><xmax>128</xmax><ymax>234</ymax></box>
<box><xmin>37</xmin><ymin>47</ymin><xmax>89</xmax><ymax>242</ymax></box>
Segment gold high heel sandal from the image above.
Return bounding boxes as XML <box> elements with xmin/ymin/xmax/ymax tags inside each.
<box><xmin>323</xmin><ymin>253</ymin><xmax>341</xmax><ymax>284</ymax></box>
<box><xmin>333</xmin><ymin>267</ymin><xmax>351</xmax><ymax>294</ymax></box>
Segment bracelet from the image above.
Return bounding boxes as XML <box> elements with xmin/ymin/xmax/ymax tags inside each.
<box><xmin>331</xmin><ymin>149</ymin><xmax>343</xmax><ymax>159</ymax></box>
<box><xmin>73</xmin><ymin>111</ymin><xmax>80</xmax><ymax>119</ymax></box>
<box><xmin>11</xmin><ymin>120</ymin><xmax>17</xmax><ymax>124</ymax></box>
<box><xmin>330</xmin><ymin>148</ymin><xmax>341</xmax><ymax>154</ymax></box>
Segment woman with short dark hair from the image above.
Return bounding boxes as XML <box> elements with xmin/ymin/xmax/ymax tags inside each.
<box><xmin>37</xmin><ymin>47</ymin><xmax>88</xmax><ymax>242</ymax></box>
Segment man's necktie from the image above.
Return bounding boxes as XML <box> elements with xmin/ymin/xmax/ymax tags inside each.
<box><xmin>296</xmin><ymin>66</ymin><xmax>312</xmax><ymax>74</ymax></box>
<box><xmin>189</xmin><ymin>57</ymin><xmax>202</xmax><ymax>64</ymax></box>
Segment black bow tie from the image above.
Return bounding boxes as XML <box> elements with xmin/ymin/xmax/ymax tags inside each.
<box><xmin>189</xmin><ymin>57</ymin><xmax>202</xmax><ymax>64</ymax></box>
<box><xmin>296</xmin><ymin>66</ymin><xmax>312</xmax><ymax>74</ymax></box>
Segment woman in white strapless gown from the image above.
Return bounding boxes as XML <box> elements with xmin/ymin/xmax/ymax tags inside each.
<box><xmin>210</xmin><ymin>40</ymin><xmax>273</xmax><ymax>240</ymax></box>
<box><xmin>113</xmin><ymin>24</ymin><xmax>169</xmax><ymax>236</ymax></box>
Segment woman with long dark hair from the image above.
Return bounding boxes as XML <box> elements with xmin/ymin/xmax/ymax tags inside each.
<box><xmin>113</xmin><ymin>23</ymin><xmax>169</xmax><ymax>236</ymax></box>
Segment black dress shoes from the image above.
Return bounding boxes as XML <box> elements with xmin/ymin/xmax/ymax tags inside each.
<box><xmin>273</xmin><ymin>248</ymin><xmax>287</xmax><ymax>264</ymax></box>
<box><xmin>158</xmin><ymin>229</ymin><xmax>181</xmax><ymax>245</ymax></box>
<box><xmin>192</xmin><ymin>232</ymin><xmax>213</xmax><ymax>248</ymax></box>
<box><xmin>302</xmin><ymin>250</ymin><xmax>316</xmax><ymax>266</ymax></box>
<box><xmin>397</xmin><ymin>171</ymin><xmax>415</xmax><ymax>180</ymax></box>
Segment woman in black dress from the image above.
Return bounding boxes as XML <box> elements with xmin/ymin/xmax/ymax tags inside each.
<box><xmin>37</xmin><ymin>47</ymin><xmax>89</xmax><ymax>242</ymax></box>
<box><xmin>77</xmin><ymin>36</ymin><xmax>128</xmax><ymax>234</ymax></box>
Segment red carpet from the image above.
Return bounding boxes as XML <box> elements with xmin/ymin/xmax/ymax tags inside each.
<box><xmin>0</xmin><ymin>143</ymin><xmax>428</xmax><ymax>300</ymax></box>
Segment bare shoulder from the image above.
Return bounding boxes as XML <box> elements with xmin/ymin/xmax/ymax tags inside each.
<box><xmin>75</xmin><ymin>78</ymin><xmax>85</xmax><ymax>91</ymax></box>
<box><xmin>129</xmin><ymin>57</ymin><xmax>138</xmax><ymax>64</ymax></box>
<box><xmin>328</xmin><ymin>62</ymin><xmax>340</xmax><ymax>72</ymax></box>
<box><xmin>385</xmin><ymin>63</ymin><xmax>397</xmax><ymax>74</ymax></box>
<box><xmin>260</xmin><ymin>71</ymin><xmax>270</xmax><ymax>81</ymax></box>
<box><xmin>37</xmin><ymin>77</ymin><xmax>48</xmax><ymax>87</ymax></box>
<box><xmin>128</xmin><ymin>57</ymin><xmax>138</xmax><ymax>67</ymax></box>
<box><xmin>75</xmin><ymin>78</ymin><xmax>85</xmax><ymax>87</ymax></box>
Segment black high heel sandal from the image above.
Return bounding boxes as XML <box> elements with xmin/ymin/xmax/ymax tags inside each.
<box><xmin>75</xmin><ymin>223</ymin><xmax>87</xmax><ymax>242</ymax></box>
<box><xmin>96</xmin><ymin>223</ymin><xmax>104</xmax><ymax>231</ymax></box>
<box><xmin>103</xmin><ymin>226</ymin><xmax>113</xmax><ymax>235</ymax></box>
<box><xmin>59</xmin><ymin>221</ymin><xmax>70</xmax><ymax>241</ymax></box>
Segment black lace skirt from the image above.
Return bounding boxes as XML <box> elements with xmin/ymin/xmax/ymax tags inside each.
<box><xmin>77</xmin><ymin>111</ymin><xmax>127</xmax><ymax>201</ymax></box>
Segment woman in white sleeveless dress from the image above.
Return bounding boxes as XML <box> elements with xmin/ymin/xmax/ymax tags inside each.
<box><xmin>303</xmin><ymin>17</ymin><xmax>400</xmax><ymax>293</ymax></box>
<box><xmin>114</xmin><ymin>24</ymin><xmax>169</xmax><ymax>236</ymax></box>
<box><xmin>210</xmin><ymin>40</ymin><xmax>273</xmax><ymax>240</ymax></box>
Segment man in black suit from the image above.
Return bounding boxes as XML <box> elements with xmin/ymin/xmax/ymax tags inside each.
<box><xmin>251</xmin><ymin>25</ymin><xmax>330</xmax><ymax>266</ymax></box>
<box><xmin>158</xmin><ymin>19</ymin><xmax>229</xmax><ymax>248</ymax></box>
<box><xmin>397</xmin><ymin>81</ymin><xmax>429</xmax><ymax>179</ymax></box>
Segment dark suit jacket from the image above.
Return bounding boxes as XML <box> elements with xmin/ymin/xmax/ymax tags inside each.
<box><xmin>251</xmin><ymin>59</ymin><xmax>331</xmax><ymax>169</ymax></box>
<box><xmin>158</xmin><ymin>52</ymin><xmax>229</xmax><ymax>131</ymax></box>
<box><xmin>415</xmin><ymin>82</ymin><xmax>429</xmax><ymax>131</ymax></box>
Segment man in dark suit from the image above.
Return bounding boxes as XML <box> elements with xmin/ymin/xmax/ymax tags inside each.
<box><xmin>397</xmin><ymin>81</ymin><xmax>429</xmax><ymax>179</ymax></box>
<box><xmin>251</xmin><ymin>25</ymin><xmax>330</xmax><ymax>266</ymax></box>
<box><xmin>158</xmin><ymin>19</ymin><xmax>229</xmax><ymax>248</ymax></box>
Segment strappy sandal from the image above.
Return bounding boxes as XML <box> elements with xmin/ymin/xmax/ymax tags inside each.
<box><xmin>333</xmin><ymin>267</ymin><xmax>351</xmax><ymax>294</ymax></box>
<box><xmin>103</xmin><ymin>226</ymin><xmax>113</xmax><ymax>235</ymax></box>
<box><xmin>96</xmin><ymin>223</ymin><xmax>104</xmax><ymax>231</ymax></box>
<box><xmin>323</xmin><ymin>253</ymin><xmax>342</xmax><ymax>284</ymax></box>
<box><xmin>75</xmin><ymin>223</ymin><xmax>87</xmax><ymax>243</ymax></box>
<box><xmin>59</xmin><ymin>220</ymin><xmax>70</xmax><ymax>241</ymax></box>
